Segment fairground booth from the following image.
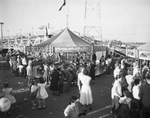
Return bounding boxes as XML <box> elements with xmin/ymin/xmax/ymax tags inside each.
<box><xmin>126</xmin><ymin>42</ymin><xmax>150</xmax><ymax>68</ymax></box>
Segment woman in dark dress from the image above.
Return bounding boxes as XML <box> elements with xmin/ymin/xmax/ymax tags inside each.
<box><xmin>49</xmin><ymin>66</ymin><xmax>61</xmax><ymax>96</ymax></box>
<box><xmin>89</xmin><ymin>62</ymin><xmax>96</xmax><ymax>84</ymax></box>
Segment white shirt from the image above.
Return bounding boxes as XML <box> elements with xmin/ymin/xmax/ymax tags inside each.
<box><xmin>111</xmin><ymin>79</ymin><xmax>122</xmax><ymax>99</ymax></box>
<box><xmin>22</xmin><ymin>57</ymin><xmax>27</xmax><ymax>65</ymax></box>
<box><xmin>64</xmin><ymin>102</ymin><xmax>79</xmax><ymax>118</ymax></box>
<box><xmin>26</xmin><ymin>65</ymin><xmax>32</xmax><ymax>76</ymax></box>
<box><xmin>121</xmin><ymin>59</ymin><xmax>125</xmax><ymax>65</ymax></box>
<box><xmin>9</xmin><ymin>58</ymin><xmax>13</xmax><ymax>66</ymax></box>
<box><xmin>132</xmin><ymin>85</ymin><xmax>140</xmax><ymax>100</ymax></box>
<box><xmin>125</xmin><ymin>75</ymin><xmax>134</xmax><ymax>92</ymax></box>
<box><xmin>121</xmin><ymin>64</ymin><xmax>124</xmax><ymax>69</ymax></box>
<box><xmin>113</xmin><ymin>66</ymin><xmax>120</xmax><ymax>78</ymax></box>
<box><xmin>133</xmin><ymin>67</ymin><xmax>139</xmax><ymax>77</ymax></box>
<box><xmin>31</xmin><ymin>85</ymin><xmax>38</xmax><ymax>93</ymax></box>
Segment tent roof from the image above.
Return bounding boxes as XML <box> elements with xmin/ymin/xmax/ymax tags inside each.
<box><xmin>137</xmin><ymin>42</ymin><xmax>150</xmax><ymax>51</ymax></box>
<box><xmin>34</xmin><ymin>28</ymin><xmax>90</xmax><ymax>47</ymax></box>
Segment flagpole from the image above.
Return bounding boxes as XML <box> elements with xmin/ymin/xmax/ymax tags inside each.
<box><xmin>66</xmin><ymin>0</ymin><xmax>69</xmax><ymax>27</ymax></box>
<box><xmin>48</xmin><ymin>23</ymin><xmax>50</xmax><ymax>35</ymax></box>
<box><xmin>0</xmin><ymin>22</ymin><xmax>4</xmax><ymax>47</ymax></box>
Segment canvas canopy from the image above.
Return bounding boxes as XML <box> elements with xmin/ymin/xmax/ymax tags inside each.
<box><xmin>137</xmin><ymin>42</ymin><xmax>150</xmax><ymax>51</ymax></box>
<box><xmin>137</xmin><ymin>42</ymin><xmax>150</xmax><ymax>60</ymax></box>
<box><xmin>34</xmin><ymin>28</ymin><xmax>90</xmax><ymax>48</ymax></box>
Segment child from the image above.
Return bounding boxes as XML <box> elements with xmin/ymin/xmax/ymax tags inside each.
<box><xmin>64</xmin><ymin>96</ymin><xmax>80</xmax><ymax>118</ymax></box>
<box><xmin>64</xmin><ymin>96</ymin><xmax>86</xmax><ymax>118</ymax></box>
<box><xmin>30</xmin><ymin>80</ymin><xmax>38</xmax><ymax>109</ymax></box>
<box><xmin>36</xmin><ymin>77</ymin><xmax>48</xmax><ymax>109</ymax></box>
<box><xmin>2</xmin><ymin>82</ymin><xmax>16</xmax><ymax>105</ymax></box>
<box><xmin>0</xmin><ymin>96</ymin><xmax>11</xmax><ymax>115</ymax></box>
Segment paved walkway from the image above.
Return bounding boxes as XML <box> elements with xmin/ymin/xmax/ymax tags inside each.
<box><xmin>0</xmin><ymin>69</ymin><xmax>113</xmax><ymax>118</ymax></box>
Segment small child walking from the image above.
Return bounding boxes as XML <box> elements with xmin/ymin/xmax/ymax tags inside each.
<box><xmin>64</xmin><ymin>96</ymin><xmax>86</xmax><ymax>118</ymax></box>
<box><xmin>0</xmin><ymin>96</ymin><xmax>11</xmax><ymax>116</ymax></box>
<box><xmin>64</xmin><ymin>96</ymin><xmax>80</xmax><ymax>118</ymax></box>
<box><xmin>30</xmin><ymin>80</ymin><xmax>38</xmax><ymax>109</ymax></box>
<box><xmin>36</xmin><ymin>77</ymin><xmax>48</xmax><ymax>109</ymax></box>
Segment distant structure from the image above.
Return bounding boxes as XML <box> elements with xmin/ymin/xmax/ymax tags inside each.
<box><xmin>84</xmin><ymin>0</ymin><xmax>102</xmax><ymax>40</ymax></box>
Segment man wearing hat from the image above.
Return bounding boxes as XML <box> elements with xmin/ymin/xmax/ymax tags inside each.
<box><xmin>49</xmin><ymin>63</ymin><xmax>61</xmax><ymax>95</ymax></box>
<box><xmin>62</xmin><ymin>63</ymin><xmax>73</xmax><ymax>93</ymax></box>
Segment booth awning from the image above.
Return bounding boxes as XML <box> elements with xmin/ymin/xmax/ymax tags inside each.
<box><xmin>137</xmin><ymin>42</ymin><xmax>150</xmax><ymax>51</ymax></box>
<box><xmin>137</xmin><ymin>42</ymin><xmax>150</xmax><ymax>60</ymax></box>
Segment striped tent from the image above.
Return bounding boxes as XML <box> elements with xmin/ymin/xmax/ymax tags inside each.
<box><xmin>34</xmin><ymin>28</ymin><xmax>90</xmax><ymax>51</ymax></box>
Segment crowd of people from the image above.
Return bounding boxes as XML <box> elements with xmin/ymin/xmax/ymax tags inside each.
<box><xmin>5</xmin><ymin>50</ymin><xmax>28</xmax><ymax>78</ymax></box>
<box><xmin>111</xmin><ymin>57</ymin><xmax>150</xmax><ymax>118</ymax></box>
<box><xmin>1</xmin><ymin>49</ymin><xmax>113</xmax><ymax>117</ymax></box>
<box><xmin>4</xmin><ymin>48</ymin><xmax>150</xmax><ymax>118</ymax></box>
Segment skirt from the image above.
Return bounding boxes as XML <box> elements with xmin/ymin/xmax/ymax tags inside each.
<box><xmin>5</xmin><ymin>94</ymin><xmax>16</xmax><ymax>104</ymax></box>
<box><xmin>80</xmin><ymin>85</ymin><xmax>93</xmax><ymax>105</ymax></box>
<box><xmin>37</xmin><ymin>89</ymin><xmax>48</xmax><ymax>99</ymax></box>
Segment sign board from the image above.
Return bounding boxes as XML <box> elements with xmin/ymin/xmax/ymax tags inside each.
<box><xmin>139</xmin><ymin>50</ymin><xmax>150</xmax><ymax>60</ymax></box>
<box><xmin>126</xmin><ymin>49</ymin><xmax>137</xmax><ymax>58</ymax></box>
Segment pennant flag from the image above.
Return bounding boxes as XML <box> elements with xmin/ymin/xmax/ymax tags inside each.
<box><xmin>59</xmin><ymin>0</ymin><xmax>66</xmax><ymax>11</ymax></box>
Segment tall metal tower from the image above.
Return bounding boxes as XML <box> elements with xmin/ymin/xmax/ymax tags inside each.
<box><xmin>84</xmin><ymin>0</ymin><xmax>102</xmax><ymax>40</ymax></box>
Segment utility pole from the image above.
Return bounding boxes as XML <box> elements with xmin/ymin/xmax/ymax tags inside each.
<box><xmin>0</xmin><ymin>22</ymin><xmax>4</xmax><ymax>47</ymax></box>
<box><xmin>7</xmin><ymin>30</ymin><xmax>10</xmax><ymax>49</ymax></box>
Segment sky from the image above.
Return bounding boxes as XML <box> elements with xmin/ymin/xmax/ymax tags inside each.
<box><xmin>0</xmin><ymin>0</ymin><xmax>150</xmax><ymax>42</ymax></box>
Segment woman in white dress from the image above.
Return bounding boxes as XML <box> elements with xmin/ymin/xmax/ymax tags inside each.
<box><xmin>78</xmin><ymin>68</ymin><xmax>93</xmax><ymax>112</ymax></box>
<box><xmin>36</xmin><ymin>77</ymin><xmax>48</xmax><ymax>109</ymax></box>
